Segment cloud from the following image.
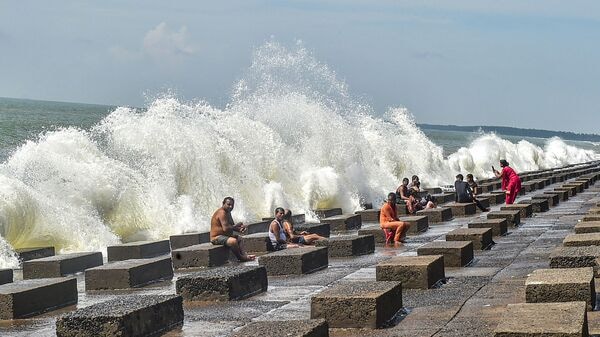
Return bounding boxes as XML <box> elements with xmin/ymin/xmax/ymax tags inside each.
<box><xmin>142</xmin><ymin>22</ymin><xmax>197</xmax><ymax>62</ymax></box>
<box><xmin>109</xmin><ymin>22</ymin><xmax>197</xmax><ymax>65</ymax></box>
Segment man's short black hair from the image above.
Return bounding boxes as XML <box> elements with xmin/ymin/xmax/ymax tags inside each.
<box><xmin>387</xmin><ymin>192</ymin><xmax>397</xmax><ymax>199</ymax></box>
<box><xmin>456</xmin><ymin>174</ymin><xmax>464</xmax><ymax>180</ymax></box>
<box><xmin>223</xmin><ymin>196</ymin><xmax>234</xmax><ymax>204</ymax></box>
<box><xmin>275</xmin><ymin>207</ymin><xmax>285</xmax><ymax>214</ymax></box>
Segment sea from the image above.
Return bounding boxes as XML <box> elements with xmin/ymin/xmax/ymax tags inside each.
<box><xmin>1</xmin><ymin>41</ymin><xmax>599</xmax><ymax>268</ymax></box>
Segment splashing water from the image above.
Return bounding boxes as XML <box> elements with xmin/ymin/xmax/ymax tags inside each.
<box><xmin>0</xmin><ymin>41</ymin><xmax>598</xmax><ymax>267</ymax></box>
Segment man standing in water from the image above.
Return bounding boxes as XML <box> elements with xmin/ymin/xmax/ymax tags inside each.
<box><xmin>210</xmin><ymin>197</ymin><xmax>255</xmax><ymax>261</ymax></box>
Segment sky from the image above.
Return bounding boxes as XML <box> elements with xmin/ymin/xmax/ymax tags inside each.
<box><xmin>0</xmin><ymin>1</ymin><xmax>599</xmax><ymax>133</ymax></box>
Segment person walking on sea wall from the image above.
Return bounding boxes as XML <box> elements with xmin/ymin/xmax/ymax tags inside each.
<box><xmin>492</xmin><ymin>159</ymin><xmax>522</xmax><ymax>204</ymax></box>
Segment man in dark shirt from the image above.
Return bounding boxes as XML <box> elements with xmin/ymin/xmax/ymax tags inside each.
<box><xmin>455</xmin><ymin>174</ymin><xmax>489</xmax><ymax>212</ymax></box>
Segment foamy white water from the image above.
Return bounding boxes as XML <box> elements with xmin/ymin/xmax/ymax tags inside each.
<box><xmin>0</xmin><ymin>41</ymin><xmax>598</xmax><ymax>267</ymax></box>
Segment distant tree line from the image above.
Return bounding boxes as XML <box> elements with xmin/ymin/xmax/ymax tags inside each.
<box><xmin>418</xmin><ymin>124</ymin><xmax>600</xmax><ymax>142</ymax></box>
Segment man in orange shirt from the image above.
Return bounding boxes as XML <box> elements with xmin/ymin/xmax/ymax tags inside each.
<box><xmin>379</xmin><ymin>192</ymin><xmax>411</xmax><ymax>243</ymax></box>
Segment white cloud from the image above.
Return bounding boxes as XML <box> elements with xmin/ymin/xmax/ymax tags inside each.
<box><xmin>142</xmin><ymin>22</ymin><xmax>197</xmax><ymax>62</ymax></box>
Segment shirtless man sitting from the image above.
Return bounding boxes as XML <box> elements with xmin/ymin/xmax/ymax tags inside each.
<box><xmin>210</xmin><ymin>197</ymin><xmax>255</xmax><ymax>261</ymax></box>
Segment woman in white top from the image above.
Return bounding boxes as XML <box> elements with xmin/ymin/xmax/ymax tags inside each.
<box><xmin>269</xmin><ymin>207</ymin><xmax>298</xmax><ymax>250</ymax></box>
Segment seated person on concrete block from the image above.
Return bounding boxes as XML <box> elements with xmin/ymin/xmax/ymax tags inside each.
<box><xmin>282</xmin><ymin>209</ymin><xmax>324</xmax><ymax>245</ymax></box>
<box><xmin>466</xmin><ymin>174</ymin><xmax>480</xmax><ymax>195</ymax></box>
<box><xmin>420</xmin><ymin>194</ymin><xmax>437</xmax><ymax>209</ymax></box>
<box><xmin>269</xmin><ymin>207</ymin><xmax>299</xmax><ymax>250</ymax></box>
<box><xmin>210</xmin><ymin>197</ymin><xmax>255</xmax><ymax>261</ymax></box>
<box><xmin>407</xmin><ymin>175</ymin><xmax>421</xmax><ymax>193</ymax></box>
<box><xmin>406</xmin><ymin>189</ymin><xmax>424</xmax><ymax>215</ymax></box>
<box><xmin>396</xmin><ymin>177</ymin><xmax>411</xmax><ymax>203</ymax></box>
<box><xmin>455</xmin><ymin>174</ymin><xmax>489</xmax><ymax>212</ymax></box>
<box><xmin>379</xmin><ymin>192</ymin><xmax>410</xmax><ymax>244</ymax></box>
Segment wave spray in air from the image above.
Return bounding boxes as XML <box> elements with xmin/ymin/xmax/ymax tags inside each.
<box><xmin>0</xmin><ymin>41</ymin><xmax>597</xmax><ymax>267</ymax></box>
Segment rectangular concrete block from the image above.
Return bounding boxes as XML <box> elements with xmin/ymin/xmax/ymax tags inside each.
<box><xmin>564</xmin><ymin>182</ymin><xmax>585</xmax><ymax>193</ymax></box>
<box><xmin>240</xmin><ymin>232</ymin><xmax>271</xmax><ymax>253</ymax></box>
<box><xmin>432</xmin><ymin>192</ymin><xmax>455</xmax><ymax>203</ymax></box>
<box><xmin>171</xmin><ymin>243</ymin><xmax>229</xmax><ymax>268</ymax></box>
<box><xmin>107</xmin><ymin>240</ymin><xmax>171</xmax><ymax>262</ymax></box>
<box><xmin>15</xmin><ymin>246</ymin><xmax>55</xmax><ymax>262</ymax></box>
<box><xmin>445</xmin><ymin>228</ymin><xmax>493</xmax><ymax>250</ymax></box>
<box><xmin>468</xmin><ymin>218</ymin><xmax>508</xmax><ymax>236</ymax></box>
<box><xmin>479</xmin><ymin>183</ymin><xmax>496</xmax><ymax>193</ymax></box>
<box><xmin>521</xmin><ymin>181</ymin><xmax>538</xmax><ymax>193</ymax></box>
<box><xmin>555</xmin><ymin>186</ymin><xmax>576</xmax><ymax>197</ymax></box>
<box><xmin>0</xmin><ymin>277</ymin><xmax>78</xmax><ymax>319</ymax></box>
<box><xmin>376</xmin><ymin>255</ymin><xmax>445</xmax><ymax>289</ymax></box>
<box><xmin>85</xmin><ymin>256</ymin><xmax>174</xmax><ymax>290</ymax></box>
<box><xmin>583</xmin><ymin>215</ymin><xmax>600</xmax><ymax>222</ymax></box>
<box><xmin>311</xmin><ymin>281</ymin><xmax>402</xmax><ymax>328</ymax></box>
<box><xmin>417</xmin><ymin>207</ymin><xmax>452</xmax><ymax>223</ymax></box>
<box><xmin>563</xmin><ymin>233</ymin><xmax>600</xmax><ymax>247</ymax></box>
<box><xmin>400</xmin><ymin>215</ymin><xmax>429</xmax><ymax>234</ymax></box>
<box><xmin>295</xmin><ymin>222</ymin><xmax>331</xmax><ymax>238</ymax></box>
<box><xmin>258</xmin><ymin>246</ymin><xmax>328</xmax><ymax>275</ymax></box>
<box><xmin>176</xmin><ymin>265</ymin><xmax>267</xmax><ymax>301</ymax></box>
<box><xmin>547</xmin><ymin>190</ymin><xmax>569</xmax><ymax>201</ymax></box>
<box><xmin>320</xmin><ymin>214</ymin><xmax>361</xmax><ymax>231</ymax></box>
<box><xmin>518</xmin><ymin>199</ymin><xmax>549</xmax><ymax>212</ymax></box>
<box><xmin>314</xmin><ymin>235</ymin><xmax>374</xmax><ymax>257</ymax></box>
<box><xmin>355</xmin><ymin>209</ymin><xmax>380</xmax><ymax>222</ymax></box>
<box><xmin>23</xmin><ymin>252</ymin><xmax>103</xmax><ymax>279</ymax></box>
<box><xmin>494</xmin><ymin>301</ymin><xmax>588</xmax><ymax>337</ymax></box>
<box><xmin>574</xmin><ymin>179</ymin><xmax>590</xmax><ymax>189</ymax></box>
<box><xmin>244</xmin><ymin>221</ymin><xmax>270</xmax><ymax>235</ymax></box>
<box><xmin>532</xmin><ymin>179</ymin><xmax>546</xmax><ymax>190</ymax></box>
<box><xmin>501</xmin><ymin>204</ymin><xmax>533</xmax><ymax>218</ymax></box>
<box><xmin>550</xmin><ymin>246</ymin><xmax>600</xmax><ymax>277</ymax></box>
<box><xmin>55</xmin><ymin>295</ymin><xmax>183</xmax><ymax>337</ymax></box>
<box><xmin>478</xmin><ymin>193</ymin><xmax>505</xmax><ymax>205</ymax></box>
<box><xmin>357</xmin><ymin>226</ymin><xmax>386</xmax><ymax>245</ymax></box>
<box><xmin>575</xmin><ymin>222</ymin><xmax>600</xmax><ymax>234</ymax></box>
<box><xmin>314</xmin><ymin>208</ymin><xmax>342</xmax><ymax>218</ymax></box>
<box><xmin>417</xmin><ymin>241</ymin><xmax>474</xmax><ymax>267</ymax></box>
<box><xmin>588</xmin><ymin>208</ymin><xmax>600</xmax><ymax>214</ymax></box>
<box><xmin>448</xmin><ymin>202</ymin><xmax>477</xmax><ymax>217</ymax></box>
<box><xmin>526</xmin><ymin>267</ymin><xmax>595</xmax><ymax>309</ymax></box>
<box><xmin>488</xmin><ymin>210</ymin><xmax>521</xmax><ymax>226</ymax></box>
<box><xmin>169</xmin><ymin>232</ymin><xmax>210</xmax><ymax>250</ymax></box>
<box><xmin>396</xmin><ymin>203</ymin><xmax>409</xmax><ymax>215</ymax></box>
<box><xmin>532</xmin><ymin>193</ymin><xmax>559</xmax><ymax>207</ymax></box>
<box><xmin>0</xmin><ymin>269</ymin><xmax>13</xmax><ymax>285</ymax></box>
<box><xmin>230</xmin><ymin>319</ymin><xmax>329</xmax><ymax>337</ymax></box>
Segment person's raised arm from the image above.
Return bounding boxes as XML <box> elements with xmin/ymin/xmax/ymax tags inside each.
<box><xmin>492</xmin><ymin>166</ymin><xmax>502</xmax><ymax>178</ymax></box>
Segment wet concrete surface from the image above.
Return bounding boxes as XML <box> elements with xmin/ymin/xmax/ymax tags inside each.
<box><xmin>2</xmin><ymin>179</ymin><xmax>600</xmax><ymax>336</ymax></box>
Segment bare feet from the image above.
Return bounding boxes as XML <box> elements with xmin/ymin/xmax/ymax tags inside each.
<box><xmin>239</xmin><ymin>254</ymin><xmax>256</xmax><ymax>262</ymax></box>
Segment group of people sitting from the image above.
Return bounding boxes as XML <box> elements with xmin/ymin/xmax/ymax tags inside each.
<box><xmin>396</xmin><ymin>175</ymin><xmax>437</xmax><ymax>214</ymax></box>
<box><xmin>209</xmin><ymin>197</ymin><xmax>325</xmax><ymax>262</ymax></box>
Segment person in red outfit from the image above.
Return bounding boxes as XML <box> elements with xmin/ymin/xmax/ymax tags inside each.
<box><xmin>492</xmin><ymin>159</ymin><xmax>522</xmax><ymax>204</ymax></box>
<box><xmin>379</xmin><ymin>192</ymin><xmax>411</xmax><ymax>243</ymax></box>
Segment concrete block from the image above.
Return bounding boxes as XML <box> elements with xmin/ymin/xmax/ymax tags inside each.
<box><xmin>575</xmin><ymin>222</ymin><xmax>600</xmax><ymax>234</ymax></box>
<box><xmin>478</xmin><ymin>193</ymin><xmax>505</xmax><ymax>205</ymax></box>
<box><xmin>417</xmin><ymin>241</ymin><xmax>474</xmax><ymax>267</ymax></box>
<box><xmin>171</xmin><ymin>243</ymin><xmax>229</xmax><ymax>269</ymax></box>
<box><xmin>555</xmin><ymin>186</ymin><xmax>576</xmax><ymax>197</ymax></box>
<box><xmin>550</xmin><ymin>246</ymin><xmax>600</xmax><ymax>277</ymax></box>
<box><xmin>476</xmin><ymin>197</ymin><xmax>490</xmax><ymax>210</ymax></box>
<box><xmin>532</xmin><ymin>193</ymin><xmax>559</xmax><ymax>207</ymax></box>
<box><xmin>314</xmin><ymin>208</ymin><xmax>342</xmax><ymax>218</ymax></box>
<box><xmin>355</xmin><ymin>209</ymin><xmax>380</xmax><ymax>222</ymax></box>
<box><xmin>479</xmin><ymin>183</ymin><xmax>496</xmax><ymax>193</ymax></box>
<box><xmin>547</xmin><ymin>190</ymin><xmax>569</xmax><ymax>201</ymax></box>
<box><xmin>55</xmin><ymin>295</ymin><xmax>183</xmax><ymax>337</ymax></box>
<box><xmin>526</xmin><ymin>267</ymin><xmax>595</xmax><ymax>309</ymax></box>
<box><xmin>231</xmin><ymin>319</ymin><xmax>329</xmax><ymax>337</ymax></box>
<box><xmin>518</xmin><ymin>199</ymin><xmax>549</xmax><ymax>212</ymax></box>
<box><xmin>445</xmin><ymin>228</ymin><xmax>493</xmax><ymax>250</ymax></box>
<box><xmin>357</xmin><ymin>226</ymin><xmax>386</xmax><ymax>245</ymax></box>
<box><xmin>501</xmin><ymin>204</ymin><xmax>533</xmax><ymax>218</ymax></box>
<box><xmin>0</xmin><ymin>277</ymin><xmax>77</xmax><ymax>319</ymax></box>
<box><xmin>15</xmin><ymin>247</ymin><xmax>55</xmax><ymax>262</ymax></box>
<box><xmin>488</xmin><ymin>210</ymin><xmax>521</xmax><ymax>226</ymax></box>
<box><xmin>588</xmin><ymin>208</ymin><xmax>600</xmax><ymax>214</ymax></box>
<box><xmin>295</xmin><ymin>222</ymin><xmax>331</xmax><ymax>238</ymax></box>
<box><xmin>448</xmin><ymin>202</ymin><xmax>477</xmax><ymax>217</ymax></box>
<box><xmin>0</xmin><ymin>269</ymin><xmax>12</xmax><ymax>285</ymax></box>
<box><xmin>107</xmin><ymin>240</ymin><xmax>171</xmax><ymax>262</ymax></box>
<box><xmin>564</xmin><ymin>182</ymin><xmax>585</xmax><ymax>193</ymax></box>
<box><xmin>396</xmin><ymin>203</ymin><xmax>409</xmax><ymax>215</ymax></box>
<box><xmin>85</xmin><ymin>256</ymin><xmax>173</xmax><ymax>290</ymax></box>
<box><xmin>376</xmin><ymin>255</ymin><xmax>445</xmax><ymax>289</ymax></box>
<box><xmin>400</xmin><ymin>215</ymin><xmax>429</xmax><ymax>234</ymax></box>
<box><xmin>583</xmin><ymin>215</ymin><xmax>600</xmax><ymax>222</ymax></box>
<box><xmin>244</xmin><ymin>221</ymin><xmax>270</xmax><ymax>235</ymax></box>
<box><xmin>311</xmin><ymin>281</ymin><xmax>402</xmax><ymax>328</ymax></box>
<box><xmin>532</xmin><ymin>179</ymin><xmax>546</xmax><ymax>190</ymax></box>
<box><xmin>176</xmin><ymin>265</ymin><xmax>267</xmax><ymax>301</ymax></box>
<box><xmin>169</xmin><ymin>232</ymin><xmax>210</xmax><ymax>250</ymax></box>
<box><xmin>241</xmin><ymin>233</ymin><xmax>271</xmax><ymax>253</ymax></box>
<box><xmin>521</xmin><ymin>181</ymin><xmax>538</xmax><ymax>193</ymax></box>
<box><xmin>320</xmin><ymin>214</ymin><xmax>361</xmax><ymax>231</ymax></box>
<box><xmin>563</xmin><ymin>233</ymin><xmax>600</xmax><ymax>247</ymax></box>
<box><xmin>258</xmin><ymin>246</ymin><xmax>328</xmax><ymax>275</ymax></box>
<box><xmin>23</xmin><ymin>252</ymin><xmax>103</xmax><ymax>279</ymax></box>
<box><xmin>468</xmin><ymin>218</ymin><xmax>508</xmax><ymax>236</ymax></box>
<box><xmin>574</xmin><ymin>179</ymin><xmax>590</xmax><ymax>189</ymax></box>
<box><xmin>493</xmin><ymin>301</ymin><xmax>588</xmax><ymax>337</ymax></box>
<box><xmin>432</xmin><ymin>192</ymin><xmax>455</xmax><ymax>203</ymax></box>
<box><xmin>416</xmin><ymin>207</ymin><xmax>452</xmax><ymax>223</ymax></box>
<box><xmin>314</xmin><ymin>235</ymin><xmax>374</xmax><ymax>257</ymax></box>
